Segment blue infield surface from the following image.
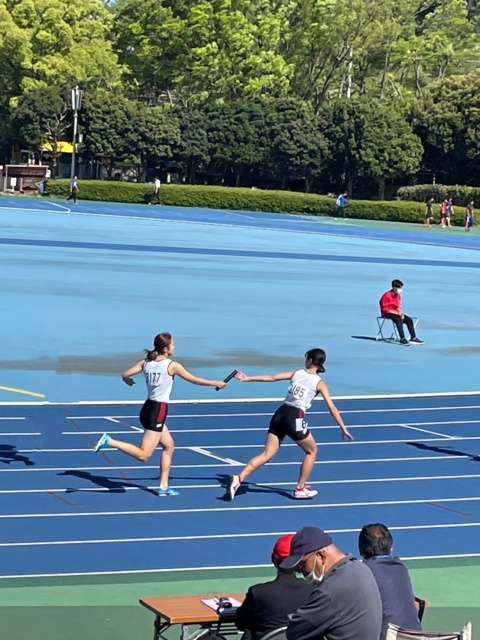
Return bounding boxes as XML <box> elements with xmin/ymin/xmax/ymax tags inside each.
<box><xmin>1</xmin><ymin>392</ymin><xmax>480</xmax><ymax>578</ymax></box>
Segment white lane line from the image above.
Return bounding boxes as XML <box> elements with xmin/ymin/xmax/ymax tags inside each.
<box><xmin>66</xmin><ymin>404</ymin><xmax>480</xmax><ymax>419</ymax></box>
<box><xmin>27</xmin><ymin>434</ymin><xmax>480</xmax><ymax>453</ymax></box>
<box><xmin>2</xmin><ymin>495</ymin><xmax>480</xmax><ymax>519</ymax></box>
<box><xmin>2</xmin><ymin>390</ymin><xmax>480</xmax><ymax>407</ymax></box>
<box><xmin>0</xmin><ymin>432</ymin><xmax>40</xmax><ymax>436</ymax></box>
<box><xmin>0</xmin><ymin>455</ymin><xmax>465</xmax><ymax>472</ymax></box>
<box><xmin>3</xmin><ymin>521</ymin><xmax>480</xmax><ymax>547</ymax></box>
<box><xmin>62</xmin><ymin>418</ymin><xmax>480</xmax><ymax>436</ymax></box>
<box><xmin>189</xmin><ymin>446</ymin><xmax>242</xmax><ymax>465</ymax></box>
<box><xmin>3</xmin><ymin>552</ymin><xmax>480</xmax><ymax>579</ymax></box>
<box><xmin>105</xmin><ymin>417</ymin><xmax>142</xmax><ymax>432</ymax></box>
<box><xmin>2</xmin><ymin>473</ymin><xmax>480</xmax><ymax>495</ymax></box>
<box><xmin>399</xmin><ymin>424</ymin><xmax>456</xmax><ymax>439</ymax></box>
<box><xmin>0</xmin><ymin>417</ymin><xmax>26</xmax><ymax>421</ymax></box>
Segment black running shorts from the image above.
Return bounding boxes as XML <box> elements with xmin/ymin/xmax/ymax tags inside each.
<box><xmin>139</xmin><ymin>399</ymin><xmax>168</xmax><ymax>432</ymax></box>
<box><xmin>268</xmin><ymin>404</ymin><xmax>310</xmax><ymax>442</ymax></box>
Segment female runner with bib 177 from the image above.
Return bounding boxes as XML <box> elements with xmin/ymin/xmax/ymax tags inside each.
<box><xmin>93</xmin><ymin>333</ymin><xmax>226</xmax><ymax>497</ymax></box>
<box><xmin>228</xmin><ymin>348</ymin><xmax>353</xmax><ymax>501</ymax></box>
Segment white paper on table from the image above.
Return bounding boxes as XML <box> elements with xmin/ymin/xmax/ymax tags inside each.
<box><xmin>201</xmin><ymin>597</ymin><xmax>242</xmax><ymax>611</ymax></box>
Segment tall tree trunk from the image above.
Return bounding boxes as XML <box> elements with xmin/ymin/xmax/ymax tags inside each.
<box><xmin>347</xmin><ymin>176</ymin><xmax>355</xmax><ymax>199</ymax></box>
<box><xmin>305</xmin><ymin>174</ymin><xmax>312</xmax><ymax>193</ymax></box>
<box><xmin>380</xmin><ymin>47</ymin><xmax>391</xmax><ymax>99</ymax></box>
<box><xmin>376</xmin><ymin>176</ymin><xmax>386</xmax><ymax>200</ymax></box>
<box><xmin>235</xmin><ymin>166</ymin><xmax>242</xmax><ymax>187</ymax></box>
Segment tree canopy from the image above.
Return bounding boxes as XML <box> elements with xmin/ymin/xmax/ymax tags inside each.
<box><xmin>2</xmin><ymin>0</ymin><xmax>480</xmax><ymax>195</ymax></box>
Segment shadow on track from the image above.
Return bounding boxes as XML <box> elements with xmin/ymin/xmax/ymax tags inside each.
<box><xmin>0</xmin><ymin>444</ymin><xmax>34</xmax><ymax>466</ymax></box>
<box><xmin>407</xmin><ymin>441</ymin><xmax>480</xmax><ymax>462</ymax></box>
<box><xmin>57</xmin><ymin>469</ymin><xmax>159</xmax><ymax>495</ymax></box>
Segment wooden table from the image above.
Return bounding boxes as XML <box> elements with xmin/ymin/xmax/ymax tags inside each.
<box><xmin>140</xmin><ymin>593</ymin><xmax>245</xmax><ymax>640</ymax></box>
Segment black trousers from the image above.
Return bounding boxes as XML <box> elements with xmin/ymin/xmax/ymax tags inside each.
<box><xmin>383</xmin><ymin>313</ymin><xmax>416</xmax><ymax>340</ymax></box>
<box><xmin>66</xmin><ymin>188</ymin><xmax>78</xmax><ymax>204</ymax></box>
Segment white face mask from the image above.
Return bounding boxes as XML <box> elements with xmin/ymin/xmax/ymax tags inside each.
<box><xmin>394</xmin><ymin>287</ymin><xmax>403</xmax><ymax>294</ymax></box>
<box><xmin>305</xmin><ymin>556</ymin><xmax>325</xmax><ymax>583</ymax></box>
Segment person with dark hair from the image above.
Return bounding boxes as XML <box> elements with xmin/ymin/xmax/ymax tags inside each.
<box><xmin>465</xmin><ymin>201</ymin><xmax>474</xmax><ymax>231</ymax></box>
<box><xmin>93</xmin><ymin>333</ymin><xmax>226</xmax><ymax>496</ymax></box>
<box><xmin>227</xmin><ymin>349</ymin><xmax>353</xmax><ymax>501</ymax></box>
<box><xmin>65</xmin><ymin>176</ymin><xmax>79</xmax><ymax>205</ymax></box>
<box><xmin>424</xmin><ymin>198</ymin><xmax>434</xmax><ymax>227</ymax></box>
<box><xmin>379</xmin><ymin>279</ymin><xmax>424</xmax><ymax>345</ymax></box>
<box><xmin>358</xmin><ymin>523</ymin><xmax>421</xmax><ymax>639</ymax></box>
<box><xmin>284</xmin><ymin>526</ymin><xmax>382</xmax><ymax>640</ymax></box>
<box><xmin>236</xmin><ymin>534</ymin><xmax>314</xmax><ymax>640</ymax></box>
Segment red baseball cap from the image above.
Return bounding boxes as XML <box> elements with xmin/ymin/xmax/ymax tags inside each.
<box><xmin>272</xmin><ymin>534</ymin><xmax>295</xmax><ymax>562</ymax></box>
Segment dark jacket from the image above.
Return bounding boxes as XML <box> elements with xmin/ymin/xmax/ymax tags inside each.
<box><xmin>363</xmin><ymin>556</ymin><xmax>421</xmax><ymax>639</ymax></box>
<box><xmin>287</xmin><ymin>555</ymin><xmax>382</xmax><ymax>640</ymax></box>
<box><xmin>236</xmin><ymin>571</ymin><xmax>314</xmax><ymax>640</ymax></box>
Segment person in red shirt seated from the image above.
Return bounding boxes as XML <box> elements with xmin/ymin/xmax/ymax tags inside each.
<box><xmin>379</xmin><ymin>280</ymin><xmax>424</xmax><ymax>345</ymax></box>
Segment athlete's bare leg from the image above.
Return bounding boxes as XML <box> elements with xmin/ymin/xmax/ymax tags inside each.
<box><xmin>238</xmin><ymin>433</ymin><xmax>280</xmax><ymax>482</ymax></box>
<box><xmin>296</xmin><ymin>433</ymin><xmax>318</xmax><ymax>489</ymax></box>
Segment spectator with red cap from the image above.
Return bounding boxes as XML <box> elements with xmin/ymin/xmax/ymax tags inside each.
<box><xmin>236</xmin><ymin>534</ymin><xmax>314</xmax><ymax>640</ymax></box>
<box><xmin>284</xmin><ymin>526</ymin><xmax>382</xmax><ymax>640</ymax></box>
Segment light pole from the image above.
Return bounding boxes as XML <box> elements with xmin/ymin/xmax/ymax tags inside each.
<box><xmin>70</xmin><ymin>85</ymin><xmax>83</xmax><ymax>179</ymax></box>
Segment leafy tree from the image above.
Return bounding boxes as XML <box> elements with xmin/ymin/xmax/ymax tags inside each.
<box><xmin>206</xmin><ymin>100</ymin><xmax>269</xmax><ymax>186</ymax></box>
<box><xmin>81</xmin><ymin>91</ymin><xmax>179</xmax><ymax>177</ymax></box>
<box><xmin>322</xmin><ymin>98</ymin><xmax>422</xmax><ymax>197</ymax></box>
<box><xmin>354</xmin><ymin>102</ymin><xmax>423</xmax><ymax>198</ymax></box>
<box><xmin>114</xmin><ymin>0</ymin><xmax>293</xmax><ymax>103</ymax></box>
<box><xmin>81</xmin><ymin>92</ymin><xmax>139</xmax><ymax>176</ymax></box>
<box><xmin>0</xmin><ymin>0</ymin><xmax>121</xmax><ymax>103</ymax></box>
<box><xmin>173</xmin><ymin>108</ymin><xmax>211</xmax><ymax>183</ymax></box>
<box><xmin>10</xmin><ymin>86</ymin><xmax>70</xmax><ymax>175</ymax></box>
<box><xmin>414</xmin><ymin>72</ymin><xmax>480</xmax><ymax>184</ymax></box>
<box><xmin>267</xmin><ymin>99</ymin><xmax>328</xmax><ymax>191</ymax></box>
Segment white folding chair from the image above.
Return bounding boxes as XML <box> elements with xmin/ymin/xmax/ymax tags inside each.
<box><xmin>386</xmin><ymin>621</ymin><xmax>472</xmax><ymax>640</ymax></box>
<box><xmin>376</xmin><ymin>316</ymin><xmax>419</xmax><ymax>343</ymax></box>
<box><xmin>261</xmin><ymin>627</ymin><xmax>288</xmax><ymax>640</ymax></box>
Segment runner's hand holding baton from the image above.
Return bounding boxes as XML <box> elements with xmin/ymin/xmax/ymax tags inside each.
<box><xmin>215</xmin><ymin>369</ymin><xmax>238</xmax><ymax>391</ymax></box>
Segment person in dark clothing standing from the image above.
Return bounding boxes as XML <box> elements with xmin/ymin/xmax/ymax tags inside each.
<box><xmin>284</xmin><ymin>526</ymin><xmax>382</xmax><ymax>640</ymax></box>
<box><xmin>236</xmin><ymin>534</ymin><xmax>314</xmax><ymax>640</ymax></box>
<box><xmin>66</xmin><ymin>176</ymin><xmax>79</xmax><ymax>205</ymax></box>
<box><xmin>358</xmin><ymin>523</ymin><xmax>421</xmax><ymax>639</ymax></box>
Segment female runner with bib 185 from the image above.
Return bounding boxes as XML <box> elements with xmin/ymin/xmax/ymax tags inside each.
<box><xmin>228</xmin><ymin>348</ymin><xmax>353</xmax><ymax>500</ymax></box>
<box><xmin>93</xmin><ymin>333</ymin><xmax>226</xmax><ymax>496</ymax></box>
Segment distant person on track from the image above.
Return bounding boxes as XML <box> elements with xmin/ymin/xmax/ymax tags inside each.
<box><xmin>379</xmin><ymin>279</ymin><xmax>424</xmax><ymax>345</ymax></box>
<box><xmin>93</xmin><ymin>332</ymin><xmax>226</xmax><ymax>496</ymax></box>
<box><xmin>151</xmin><ymin>177</ymin><xmax>161</xmax><ymax>205</ymax></box>
<box><xmin>465</xmin><ymin>201</ymin><xmax>474</xmax><ymax>231</ymax></box>
<box><xmin>440</xmin><ymin>198</ymin><xmax>448</xmax><ymax>227</ymax></box>
<box><xmin>227</xmin><ymin>349</ymin><xmax>353</xmax><ymax>501</ymax></box>
<box><xmin>336</xmin><ymin>191</ymin><xmax>347</xmax><ymax>218</ymax></box>
<box><xmin>424</xmin><ymin>198</ymin><xmax>434</xmax><ymax>227</ymax></box>
<box><xmin>65</xmin><ymin>176</ymin><xmax>79</xmax><ymax>205</ymax></box>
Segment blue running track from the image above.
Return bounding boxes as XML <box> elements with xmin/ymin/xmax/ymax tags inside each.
<box><xmin>1</xmin><ymin>392</ymin><xmax>479</xmax><ymax>578</ymax></box>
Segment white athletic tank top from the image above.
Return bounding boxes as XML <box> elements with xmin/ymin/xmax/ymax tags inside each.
<box><xmin>284</xmin><ymin>369</ymin><xmax>321</xmax><ymax>412</ymax></box>
<box><xmin>144</xmin><ymin>358</ymin><xmax>174</xmax><ymax>402</ymax></box>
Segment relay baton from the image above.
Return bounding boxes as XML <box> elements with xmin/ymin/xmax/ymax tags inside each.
<box><xmin>216</xmin><ymin>369</ymin><xmax>238</xmax><ymax>391</ymax></box>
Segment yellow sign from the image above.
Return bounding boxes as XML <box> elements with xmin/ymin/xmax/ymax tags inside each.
<box><xmin>40</xmin><ymin>141</ymin><xmax>74</xmax><ymax>153</ymax></box>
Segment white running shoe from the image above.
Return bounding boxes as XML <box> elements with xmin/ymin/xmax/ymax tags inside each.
<box><xmin>228</xmin><ymin>474</ymin><xmax>241</xmax><ymax>500</ymax></box>
<box><xmin>294</xmin><ymin>487</ymin><xmax>318</xmax><ymax>499</ymax></box>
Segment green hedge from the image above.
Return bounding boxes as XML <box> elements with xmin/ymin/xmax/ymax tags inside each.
<box><xmin>48</xmin><ymin>180</ymin><xmax>434</xmax><ymax>223</ymax></box>
<box><xmin>398</xmin><ymin>184</ymin><xmax>480</xmax><ymax>208</ymax></box>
